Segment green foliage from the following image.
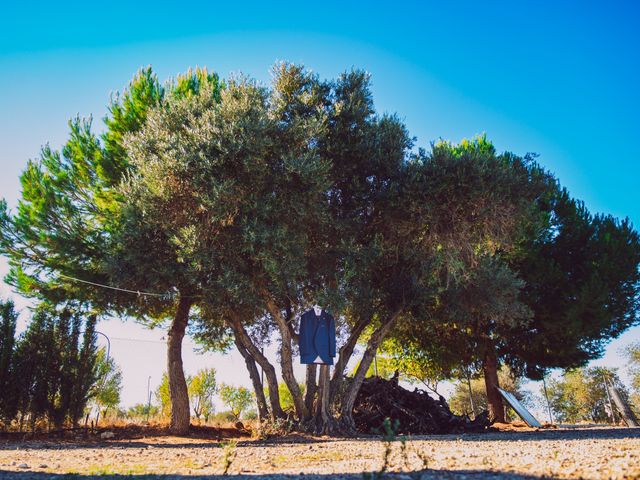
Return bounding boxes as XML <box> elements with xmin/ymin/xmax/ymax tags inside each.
<box><xmin>155</xmin><ymin>372</ymin><xmax>172</xmax><ymax>418</ymax></box>
<box><xmin>380</xmin><ymin>134</ymin><xmax>552</xmax><ymax>368</ymax></box>
<box><xmin>188</xmin><ymin>368</ymin><xmax>217</xmax><ymax>421</ymax></box>
<box><xmin>105</xmin><ymin>67</ymin><xmax>225</xmax><ymax>322</ymax></box>
<box><xmin>0</xmin><ymin>68</ymin><xmax>158</xmax><ymax>307</ymax></box>
<box><xmin>377</xmin><ymin>336</ymin><xmax>464</xmax><ymax>390</ymax></box>
<box><xmin>127</xmin><ymin>402</ymin><xmax>159</xmax><ymax>419</ymax></box>
<box><xmin>0</xmin><ymin>299</ymin><xmax>18</xmax><ymax>424</ymax></box>
<box><xmin>0</xmin><ymin>66</ymin><xmax>223</xmax><ymax>319</ymax></box>
<box><xmin>351</xmin><ymin>354</ymin><xmax>398</xmax><ymax>381</ymax></box>
<box><xmin>265</xmin><ymin>382</ymin><xmax>306</xmax><ymax>414</ymax></box>
<box><xmin>211</xmin><ymin>410</ymin><xmax>237</xmax><ymax>424</ymax></box>
<box><xmin>547</xmin><ymin>366</ymin><xmax>628</xmax><ymax>423</ymax></box>
<box><xmin>221</xmin><ymin>439</ymin><xmax>238</xmax><ymax>475</ymax></box>
<box><xmin>219</xmin><ymin>383</ymin><xmax>253</xmax><ymax>420</ymax></box>
<box><xmin>121</xmin><ymin>64</ymin><xmax>559</xmax><ymax>425</ymax></box>
<box><xmin>448</xmin><ymin>365</ymin><xmax>531</xmax><ymax>421</ymax></box>
<box><xmin>243</xmin><ymin>409</ymin><xmax>258</xmax><ymax>420</ymax></box>
<box><xmin>626</xmin><ymin>343</ymin><xmax>640</xmax><ymax>412</ymax></box>
<box><xmin>102</xmin><ymin>67</ymin><xmax>164</xmax><ymax>183</ymax></box>
<box><xmin>386</xmin><ymin>159</ymin><xmax>640</xmax><ymax>409</ymax></box>
<box><xmin>2</xmin><ymin>60</ymin><xmax>638</xmax><ymax>430</ymax></box>
<box><xmin>0</xmin><ymin>65</ymin><xmax>225</xmax><ymax>433</ymax></box>
<box><xmin>189</xmin><ymin>311</ymin><xmax>235</xmax><ymax>354</ymax></box>
<box><xmin>119</xmin><ymin>63</ymin><xmax>332</xmax><ymax>312</ymax></box>
<box><xmin>386</xmin><ymin>252</ymin><xmax>534</xmax><ymax>398</ymax></box>
<box><xmin>1</xmin><ymin>303</ymin><xmax>99</xmax><ymax>430</ymax></box>
<box><xmin>506</xmin><ymin>190</ymin><xmax>640</xmax><ymax>379</ymax></box>
<box><xmin>92</xmin><ymin>347</ymin><xmax>123</xmax><ymax>415</ymax></box>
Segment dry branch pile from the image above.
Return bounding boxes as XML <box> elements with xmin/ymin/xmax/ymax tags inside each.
<box><xmin>352</xmin><ymin>376</ymin><xmax>490</xmax><ymax>434</ymax></box>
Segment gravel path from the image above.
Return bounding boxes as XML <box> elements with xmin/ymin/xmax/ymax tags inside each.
<box><xmin>0</xmin><ymin>426</ymin><xmax>638</xmax><ymax>479</ymax></box>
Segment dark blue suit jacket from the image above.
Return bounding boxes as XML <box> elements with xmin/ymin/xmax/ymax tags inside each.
<box><xmin>299</xmin><ymin>309</ymin><xmax>336</xmax><ymax>365</ymax></box>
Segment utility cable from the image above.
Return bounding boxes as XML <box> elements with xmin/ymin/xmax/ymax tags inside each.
<box><xmin>58</xmin><ymin>273</ymin><xmax>168</xmax><ymax>297</ymax></box>
<box><xmin>57</xmin><ymin>273</ymin><xmax>201</xmax><ymax>299</ymax></box>
<box><xmin>109</xmin><ymin>336</ymin><xmax>199</xmax><ymax>346</ymax></box>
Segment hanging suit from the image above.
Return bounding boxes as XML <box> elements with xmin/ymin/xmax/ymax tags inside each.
<box><xmin>299</xmin><ymin>309</ymin><xmax>336</xmax><ymax>365</ymax></box>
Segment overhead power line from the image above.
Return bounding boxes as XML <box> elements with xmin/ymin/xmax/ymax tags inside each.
<box><xmin>58</xmin><ymin>273</ymin><xmax>168</xmax><ymax>297</ymax></box>
<box><xmin>57</xmin><ymin>273</ymin><xmax>201</xmax><ymax>299</ymax></box>
<box><xmin>110</xmin><ymin>336</ymin><xmax>168</xmax><ymax>344</ymax></box>
<box><xmin>108</xmin><ymin>336</ymin><xmax>201</xmax><ymax>347</ymax></box>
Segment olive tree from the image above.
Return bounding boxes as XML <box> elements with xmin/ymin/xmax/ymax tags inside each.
<box><xmin>124</xmin><ymin>63</ymin><xmax>550</xmax><ymax>433</ymax></box>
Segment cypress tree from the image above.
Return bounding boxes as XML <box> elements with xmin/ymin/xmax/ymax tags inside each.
<box><xmin>10</xmin><ymin>305</ymin><xmax>98</xmax><ymax>430</ymax></box>
<box><xmin>0</xmin><ymin>299</ymin><xmax>18</xmax><ymax>426</ymax></box>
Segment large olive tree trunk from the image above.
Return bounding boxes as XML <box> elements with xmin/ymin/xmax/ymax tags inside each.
<box><xmin>304</xmin><ymin>364</ymin><xmax>318</xmax><ymax>420</ymax></box>
<box><xmin>234</xmin><ymin>337</ymin><xmax>269</xmax><ymax>421</ymax></box>
<box><xmin>483</xmin><ymin>342</ymin><xmax>505</xmax><ymax>423</ymax></box>
<box><xmin>227</xmin><ymin>314</ymin><xmax>286</xmax><ymax>420</ymax></box>
<box><xmin>329</xmin><ymin>316</ymin><xmax>370</xmax><ymax>404</ymax></box>
<box><xmin>264</xmin><ymin>297</ymin><xmax>308</xmax><ymax>421</ymax></box>
<box><xmin>167</xmin><ymin>295</ymin><xmax>192</xmax><ymax>434</ymax></box>
<box><xmin>313</xmin><ymin>364</ymin><xmax>335</xmax><ymax>434</ymax></box>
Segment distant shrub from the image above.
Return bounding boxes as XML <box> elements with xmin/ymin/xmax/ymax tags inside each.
<box><xmin>211</xmin><ymin>410</ymin><xmax>236</xmax><ymax>425</ymax></box>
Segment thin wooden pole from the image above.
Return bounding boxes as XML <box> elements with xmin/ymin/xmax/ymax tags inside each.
<box><xmin>542</xmin><ymin>374</ymin><xmax>554</xmax><ymax>424</ymax></box>
<box><xmin>467</xmin><ymin>374</ymin><xmax>476</xmax><ymax>419</ymax></box>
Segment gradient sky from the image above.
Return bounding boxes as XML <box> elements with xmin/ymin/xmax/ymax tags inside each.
<box><xmin>1</xmin><ymin>1</ymin><xmax>638</xmax><ymax>411</ymax></box>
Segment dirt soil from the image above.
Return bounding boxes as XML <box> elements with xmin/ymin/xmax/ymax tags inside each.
<box><xmin>0</xmin><ymin>425</ymin><xmax>638</xmax><ymax>479</ymax></box>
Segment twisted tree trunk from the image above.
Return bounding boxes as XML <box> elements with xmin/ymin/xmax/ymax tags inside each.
<box><xmin>235</xmin><ymin>337</ymin><xmax>269</xmax><ymax>421</ymax></box>
<box><xmin>167</xmin><ymin>294</ymin><xmax>192</xmax><ymax>434</ymax></box>
<box><xmin>329</xmin><ymin>316</ymin><xmax>370</xmax><ymax>404</ymax></box>
<box><xmin>264</xmin><ymin>296</ymin><xmax>308</xmax><ymax>421</ymax></box>
<box><xmin>483</xmin><ymin>341</ymin><xmax>505</xmax><ymax>423</ymax></box>
<box><xmin>227</xmin><ymin>314</ymin><xmax>286</xmax><ymax>420</ymax></box>
<box><xmin>314</xmin><ymin>364</ymin><xmax>335</xmax><ymax>434</ymax></box>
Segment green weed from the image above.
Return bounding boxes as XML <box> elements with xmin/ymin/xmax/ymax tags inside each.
<box><xmin>221</xmin><ymin>439</ymin><xmax>238</xmax><ymax>475</ymax></box>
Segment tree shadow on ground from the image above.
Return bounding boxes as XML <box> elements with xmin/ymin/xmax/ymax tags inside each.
<box><xmin>0</xmin><ymin>470</ymin><xmax>559</xmax><ymax>479</ymax></box>
<box><xmin>0</xmin><ymin>426</ymin><xmax>637</xmax><ymax>451</ymax></box>
<box><xmin>235</xmin><ymin>426</ymin><xmax>640</xmax><ymax>447</ymax></box>
<box><xmin>406</xmin><ymin>426</ymin><xmax>640</xmax><ymax>443</ymax></box>
<box><xmin>0</xmin><ymin>439</ymin><xmax>231</xmax><ymax>450</ymax></box>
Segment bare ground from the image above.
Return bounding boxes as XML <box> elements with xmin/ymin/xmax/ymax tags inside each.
<box><xmin>0</xmin><ymin>425</ymin><xmax>638</xmax><ymax>479</ymax></box>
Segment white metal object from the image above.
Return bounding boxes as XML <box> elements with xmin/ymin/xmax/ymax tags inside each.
<box><xmin>497</xmin><ymin>387</ymin><xmax>542</xmax><ymax>427</ymax></box>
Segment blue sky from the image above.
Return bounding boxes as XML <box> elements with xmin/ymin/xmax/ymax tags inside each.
<box><xmin>1</xmin><ymin>1</ymin><xmax>638</xmax><ymax>409</ymax></box>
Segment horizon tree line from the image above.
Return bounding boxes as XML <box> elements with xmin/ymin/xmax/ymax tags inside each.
<box><xmin>2</xmin><ymin>297</ymin><xmax>638</xmax><ymax>431</ymax></box>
